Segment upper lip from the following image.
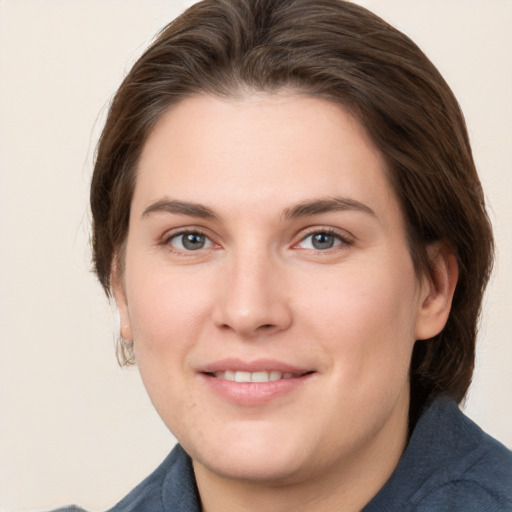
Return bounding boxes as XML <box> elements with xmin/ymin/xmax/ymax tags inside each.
<box><xmin>198</xmin><ymin>358</ymin><xmax>313</xmax><ymax>375</ymax></box>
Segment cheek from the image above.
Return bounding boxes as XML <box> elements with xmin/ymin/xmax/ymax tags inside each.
<box><xmin>125</xmin><ymin>261</ymin><xmax>213</xmax><ymax>351</ymax></box>
<box><xmin>125</xmin><ymin>268</ymin><xmax>210</xmax><ymax>435</ymax></box>
<box><xmin>302</xmin><ymin>255</ymin><xmax>420</xmax><ymax>381</ymax></box>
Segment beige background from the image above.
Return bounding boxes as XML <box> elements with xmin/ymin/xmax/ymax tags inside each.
<box><xmin>0</xmin><ymin>1</ymin><xmax>511</xmax><ymax>511</ymax></box>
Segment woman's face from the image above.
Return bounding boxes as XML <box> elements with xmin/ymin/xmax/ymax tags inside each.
<box><xmin>115</xmin><ymin>93</ymin><xmax>443</xmax><ymax>486</ymax></box>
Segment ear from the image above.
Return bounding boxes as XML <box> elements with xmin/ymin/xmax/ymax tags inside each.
<box><xmin>112</xmin><ymin>255</ymin><xmax>133</xmax><ymax>342</ymax></box>
<box><xmin>414</xmin><ymin>242</ymin><xmax>459</xmax><ymax>341</ymax></box>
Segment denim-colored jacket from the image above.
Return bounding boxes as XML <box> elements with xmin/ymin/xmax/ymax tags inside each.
<box><xmin>53</xmin><ymin>398</ymin><xmax>512</xmax><ymax>512</ymax></box>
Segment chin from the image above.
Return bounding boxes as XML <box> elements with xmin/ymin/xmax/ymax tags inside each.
<box><xmin>185</xmin><ymin>421</ymin><xmax>313</xmax><ymax>484</ymax></box>
<box><xmin>195</xmin><ymin>451</ymin><xmax>309</xmax><ymax>485</ymax></box>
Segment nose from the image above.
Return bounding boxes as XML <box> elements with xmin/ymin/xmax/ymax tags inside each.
<box><xmin>212</xmin><ymin>250</ymin><xmax>293</xmax><ymax>338</ymax></box>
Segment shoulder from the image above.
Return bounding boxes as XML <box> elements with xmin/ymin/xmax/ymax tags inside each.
<box><xmin>48</xmin><ymin>444</ymin><xmax>199</xmax><ymax>512</ymax></box>
<box><xmin>49</xmin><ymin>508</ymin><xmax>87</xmax><ymax>512</ymax></box>
<box><xmin>414</xmin><ymin>421</ymin><xmax>512</xmax><ymax>511</ymax></box>
<box><xmin>364</xmin><ymin>398</ymin><xmax>512</xmax><ymax>512</ymax></box>
<box><xmin>414</xmin><ymin>479</ymin><xmax>511</xmax><ymax>512</ymax></box>
<box><xmin>410</xmin><ymin>398</ymin><xmax>512</xmax><ymax>511</ymax></box>
<box><xmin>107</xmin><ymin>444</ymin><xmax>199</xmax><ymax>512</ymax></box>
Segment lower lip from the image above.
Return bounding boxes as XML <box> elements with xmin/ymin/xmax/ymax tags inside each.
<box><xmin>200</xmin><ymin>373</ymin><xmax>314</xmax><ymax>406</ymax></box>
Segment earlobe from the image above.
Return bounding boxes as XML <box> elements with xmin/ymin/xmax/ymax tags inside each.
<box><xmin>415</xmin><ymin>242</ymin><xmax>459</xmax><ymax>341</ymax></box>
<box><xmin>119</xmin><ymin>309</ymin><xmax>134</xmax><ymax>342</ymax></box>
<box><xmin>112</xmin><ymin>256</ymin><xmax>134</xmax><ymax>342</ymax></box>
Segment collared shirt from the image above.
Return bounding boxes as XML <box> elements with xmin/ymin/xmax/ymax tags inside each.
<box><xmin>54</xmin><ymin>398</ymin><xmax>512</xmax><ymax>512</ymax></box>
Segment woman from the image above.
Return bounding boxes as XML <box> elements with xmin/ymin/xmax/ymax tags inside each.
<box><xmin>59</xmin><ymin>0</ymin><xmax>511</xmax><ymax>510</ymax></box>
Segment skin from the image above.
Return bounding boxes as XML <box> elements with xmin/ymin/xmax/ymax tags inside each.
<box><xmin>114</xmin><ymin>92</ymin><xmax>457</xmax><ymax>512</ymax></box>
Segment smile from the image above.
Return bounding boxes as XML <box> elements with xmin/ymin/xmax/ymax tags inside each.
<box><xmin>200</xmin><ymin>361</ymin><xmax>316</xmax><ymax>406</ymax></box>
<box><xmin>212</xmin><ymin>370</ymin><xmax>300</xmax><ymax>382</ymax></box>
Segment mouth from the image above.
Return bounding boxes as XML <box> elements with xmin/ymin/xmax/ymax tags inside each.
<box><xmin>198</xmin><ymin>360</ymin><xmax>316</xmax><ymax>406</ymax></box>
<box><xmin>207</xmin><ymin>370</ymin><xmax>312</xmax><ymax>383</ymax></box>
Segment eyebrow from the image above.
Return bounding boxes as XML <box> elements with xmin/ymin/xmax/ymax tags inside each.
<box><xmin>141</xmin><ymin>196</ymin><xmax>375</xmax><ymax>221</ymax></box>
<box><xmin>142</xmin><ymin>199</ymin><xmax>218</xmax><ymax>219</ymax></box>
<box><xmin>282</xmin><ymin>197</ymin><xmax>376</xmax><ymax>219</ymax></box>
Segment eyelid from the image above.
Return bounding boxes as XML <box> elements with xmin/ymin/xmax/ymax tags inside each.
<box><xmin>162</xmin><ymin>227</ymin><xmax>220</xmax><ymax>254</ymax></box>
<box><xmin>163</xmin><ymin>226</ymin><xmax>207</xmax><ymax>241</ymax></box>
<box><xmin>293</xmin><ymin>226</ymin><xmax>355</xmax><ymax>250</ymax></box>
<box><xmin>159</xmin><ymin>225</ymin><xmax>354</xmax><ymax>253</ymax></box>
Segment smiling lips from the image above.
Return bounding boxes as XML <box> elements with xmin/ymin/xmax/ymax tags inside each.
<box><xmin>213</xmin><ymin>370</ymin><xmax>302</xmax><ymax>383</ymax></box>
<box><xmin>200</xmin><ymin>360</ymin><xmax>315</xmax><ymax>406</ymax></box>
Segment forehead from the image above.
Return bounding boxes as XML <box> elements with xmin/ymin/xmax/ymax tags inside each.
<box><xmin>133</xmin><ymin>92</ymin><xmax>400</xmax><ymax>224</ymax></box>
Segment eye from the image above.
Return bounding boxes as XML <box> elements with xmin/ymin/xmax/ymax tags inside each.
<box><xmin>297</xmin><ymin>230</ymin><xmax>350</xmax><ymax>251</ymax></box>
<box><xmin>168</xmin><ymin>231</ymin><xmax>213</xmax><ymax>251</ymax></box>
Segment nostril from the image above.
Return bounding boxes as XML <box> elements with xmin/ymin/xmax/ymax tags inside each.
<box><xmin>257</xmin><ymin>324</ymin><xmax>278</xmax><ymax>332</ymax></box>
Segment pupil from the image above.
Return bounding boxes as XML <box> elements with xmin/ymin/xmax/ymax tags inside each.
<box><xmin>312</xmin><ymin>233</ymin><xmax>334</xmax><ymax>250</ymax></box>
<box><xmin>182</xmin><ymin>233</ymin><xmax>205</xmax><ymax>250</ymax></box>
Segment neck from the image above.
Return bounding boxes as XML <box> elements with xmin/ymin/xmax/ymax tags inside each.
<box><xmin>193</xmin><ymin>392</ymin><xmax>410</xmax><ymax>512</ymax></box>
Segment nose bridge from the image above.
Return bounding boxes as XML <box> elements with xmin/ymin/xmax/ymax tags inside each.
<box><xmin>213</xmin><ymin>242</ymin><xmax>292</xmax><ymax>336</ymax></box>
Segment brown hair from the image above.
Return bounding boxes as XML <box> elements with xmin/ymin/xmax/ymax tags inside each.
<box><xmin>91</xmin><ymin>0</ymin><xmax>493</xmax><ymax>407</ymax></box>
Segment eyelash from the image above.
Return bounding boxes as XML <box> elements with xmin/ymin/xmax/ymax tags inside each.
<box><xmin>163</xmin><ymin>229</ymin><xmax>215</xmax><ymax>255</ymax></box>
<box><xmin>295</xmin><ymin>228</ymin><xmax>354</xmax><ymax>252</ymax></box>
<box><xmin>162</xmin><ymin>227</ymin><xmax>354</xmax><ymax>255</ymax></box>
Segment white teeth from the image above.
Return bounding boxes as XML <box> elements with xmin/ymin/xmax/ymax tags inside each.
<box><xmin>235</xmin><ymin>371</ymin><xmax>251</xmax><ymax>383</ymax></box>
<box><xmin>214</xmin><ymin>370</ymin><xmax>297</xmax><ymax>382</ymax></box>
<box><xmin>224</xmin><ymin>370</ymin><xmax>236</xmax><ymax>381</ymax></box>
<box><xmin>269</xmin><ymin>371</ymin><xmax>281</xmax><ymax>381</ymax></box>
<box><xmin>251</xmin><ymin>371</ymin><xmax>270</xmax><ymax>382</ymax></box>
